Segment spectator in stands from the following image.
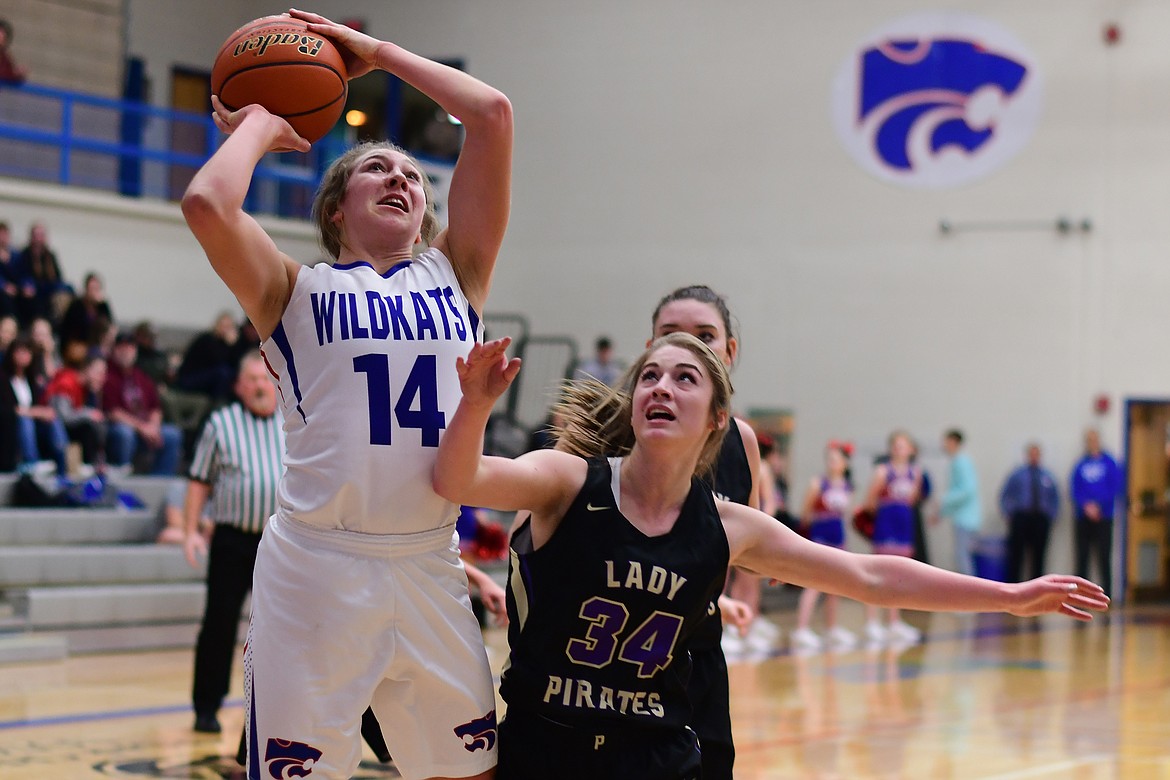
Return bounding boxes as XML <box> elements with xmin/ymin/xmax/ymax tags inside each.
<box><xmin>102</xmin><ymin>331</ymin><xmax>181</xmax><ymax>475</ymax></box>
<box><xmin>232</xmin><ymin>316</ymin><xmax>260</xmax><ymax>364</ymax></box>
<box><xmin>132</xmin><ymin>320</ymin><xmax>172</xmax><ymax>388</ymax></box>
<box><xmin>173</xmin><ymin>311</ymin><xmax>240</xmax><ymax>404</ymax></box>
<box><xmin>0</xmin><ymin>314</ymin><xmax>16</xmax><ymax>363</ymax></box>
<box><xmin>29</xmin><ymin>316</ymin><xmax>60</xmax><ymax>389</ymax></box>
<box><xmin>0</xmin><ymin>20</ymin><xmax>27</xmax><ymax>85</ymax></box>
<box><xmin>58</xmin><ymin>272</ymin><xmax>113</xmax><ymax>352</ymax></box>
<box><xmin>16</xmin><ymin>222</ymin><xmax>70</xmax><ymax>326</ymax></box>
<box><xmin>157</xmin><ymin>478</ymin><xmax>212</xmax><ymax>544</ymax></box>
<box><xmin>0</xmin><ymin>221</ymin><xmax>21</xmax><ymax>319</ymax></box>
<box><xmin>44</xmin><ymin>341</ymin><xmax>107</xmax><ymax>473</ymax></box>
<box><xmin>91</xmin><ymin>318</ymin><xmax>116</xmax><ymax>360</ymax></box>
<box><xmin>572</xmin><ymin>335</ymin><xmax>625</xmax><ymax>387</ymax></box>
<box><xmin>1</xmin><ymin>336</ymin><xmax>68</xmax><ymax>475</ymax></box>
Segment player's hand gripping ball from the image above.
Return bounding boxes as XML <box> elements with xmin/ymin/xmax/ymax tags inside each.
<box><xmin>211</xmin><ymin>15</ymin><xmax>348</xmax><ymax>144</ymax></box>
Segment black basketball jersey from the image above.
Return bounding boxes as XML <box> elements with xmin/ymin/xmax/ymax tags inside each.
<box><xmin>502</xmin><ymin>457</ymin><xmax>730</xmax><ymax>733</ymax></box>
<box><xmin>710</xmin><ymin>420</ymin><xmax>753</xmax><ymax>505</ymax></box>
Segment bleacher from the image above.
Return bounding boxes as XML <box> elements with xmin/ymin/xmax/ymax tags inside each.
<box><xmin>0</xmin><ymin>473</ymin><xmax>222</xmax><ymax>663</ymax></box>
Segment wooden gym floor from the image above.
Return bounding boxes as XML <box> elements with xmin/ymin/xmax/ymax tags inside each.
<box><xmin>1</xmin><ymin>602</ymin><xmax>1167</xmax><ymax>779</ymax></box>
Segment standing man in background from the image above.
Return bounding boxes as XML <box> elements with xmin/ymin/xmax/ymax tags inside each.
<box><xmin>183</xmin><ymin>351</ymin><xmax>284</xmax><ymax>734</ymax></box>
<box><xmin>1000</xmin><ymin>442</ymin><xmax>1060</xmax><ymax>583</ymax></box>
<box><xmin>572</xmin><ymin>335</ymin><xmax>625</xmax><ymax>387</ymax></box>
<box><xmin>1070</xmin><ymin>429</ymin><xmax>1122</xmax><ymax>597</ymax></box>
<box><xmin>939</xmin><ymin>429</ymin><xmax>981</xmax><ymax>576</ymax></box>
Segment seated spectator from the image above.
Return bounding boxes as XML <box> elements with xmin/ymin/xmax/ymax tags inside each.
<box><xmin>102</xmin><ymin>332</ymin><xmax>181</xmax><ymax>475</ymax></box>
<box><xmin>58</xmin><ymin>272</ymin><xmax>113</xmax><ymax>351</ymax></box>
<box><xmin>129</xmin><ymin>320</ymin><xmax>171</xmax><ymax>387</ymax></box>
<box><xmin>29</xmin><ymin>315</ymin><xmax>59</xmax><ymax>388</ymax></box>
<box><xmin>91</xmin><ymin>319</ymin><xmax>116</xmax><ymax>360</ymax></box>
<box><xmin>0</xmin><ymin>337</ymin><xmax>68</xmax><ymax>475</ymax></box>
<box><xmin>0</xmin><ymin>221</ymin><xmax>21</xmax><ymax>319</ymax></box>
<box><xmin>16</xmin><ymin>222</ymin><xmax>70</xmax><ymax>326</ymax></box>
<box><xmin>44</xmin><ymin>341</ymin><xmax>107</xmax><ymax>473</ymax></box>
<box><xmin>156</xmin><ymin>478</ymin><xmax>211</xmax><ymax>545</ymax></box>
<box><xmin>0</xmin><ymin>20</ymin><xmax>27</xmax><ymax>85</ymax></box>
<box><xmin>173</xmin><ymin>311</ymin><xmax>239</xmax><ymax>403</ymax></box>
<box><xmin>233</xmin><ymin>317</ymin><xmax>260</xmax><ymax>365</ymax></box>
<box><xmin>0</xmin><ymin>314</ymin><xmax>16</xmax><ymax>364</ymax></box>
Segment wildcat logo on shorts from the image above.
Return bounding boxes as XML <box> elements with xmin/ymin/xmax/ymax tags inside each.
<box><xmin>265</xmin><ymin>738</ymin><xmax>323</xmax><ymax>779</ymax></box>
<box><xmin>453</xmin><ymin>710</ymin><xmax>497</xmax><ymax>752</ymax></box>
<box><xmin>831</xmin><ymin>11</ymin><xmax>1043</xmax><ymax>189</ymax></box>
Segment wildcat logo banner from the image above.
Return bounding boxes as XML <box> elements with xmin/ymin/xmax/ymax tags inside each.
<box><xmin>831</xmin><ymin>12</ymin><xmax>1043</xmax><ymax>189</ymax></box>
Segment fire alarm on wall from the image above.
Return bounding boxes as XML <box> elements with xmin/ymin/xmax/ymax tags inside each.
<box><xmin>1094</xmin><ymin>394</ymin><xmax>1111</xmax><ymax>415</ymax></box>
<box><xmin>1103</xmin><ymin>23</ymin><xmax>1121</xmax><ymax>45</ymax></box>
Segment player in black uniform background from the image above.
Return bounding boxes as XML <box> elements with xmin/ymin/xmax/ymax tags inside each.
<box><xmin>649</xmin><ymin>284</ymin><xmax>760</xmax><ymax>780</ymax></box>
<box><xmin>433</xmin><ymin>333</ymin><xmax>1109</xmax><ymax>780</ymax></box>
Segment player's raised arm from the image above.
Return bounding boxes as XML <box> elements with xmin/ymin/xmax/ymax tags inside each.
<box><xmin>434</xmin><ymin>340</ymin><xmax>583</xmax><ymax>515</ymax></box>
<box><xmin>181</xmin><ymin>98</ymin><xmax>308</xmax><ymax>339</ymax></box>
<box><xmin>292</xmin><ymin>8</ymin><xmax>513</xmax><ymax>313</ymax></box>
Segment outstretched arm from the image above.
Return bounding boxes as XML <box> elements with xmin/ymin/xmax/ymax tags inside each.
<box><xmin>723</xmin><ymin>502</ymin><xmax>1109</xmax><ymax>621</ymax></box>
<box><xmin>433</xmin><ymin>339</ymin><xmax>583</xmax><ymax>515</ymax></box>
<box><xmin>291</xmin><ymin>9</ymin><xmax>513</xmax><ymax>313</ymax></box>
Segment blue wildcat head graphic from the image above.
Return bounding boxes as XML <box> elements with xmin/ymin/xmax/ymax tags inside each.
<box><xmin>453</xmin><ymin>709</ymin><xmax>497</xmax><ymax>753</ymax></box>
<box><xmin>265</xmin><ymin>738</ymin><xmax>323</xmax><ymax>780</ymax></box>
<box><xmin>832</xmin><ymin>13</ymin><xmax>1042</xmax><ymax>188</ymax></box>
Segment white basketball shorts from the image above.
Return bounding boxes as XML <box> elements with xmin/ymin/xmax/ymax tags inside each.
<box><xmin>244</xmin><ymin>514</ymin><xmax>498</xmax><ymax>779</ymax></box>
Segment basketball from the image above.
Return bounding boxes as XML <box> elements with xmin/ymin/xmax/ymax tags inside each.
<box><xmin>211</xmin><ymin>15</ymin><xmax>348</xmax><ymax>144</ymax></box>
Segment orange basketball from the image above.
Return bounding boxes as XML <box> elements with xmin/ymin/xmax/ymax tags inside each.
<box><xmin>211</xmin><ymin>15</ymin><xmax>348</xmax><ymax>144</ymax></box>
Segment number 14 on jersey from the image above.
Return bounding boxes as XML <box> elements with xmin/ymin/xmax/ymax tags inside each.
<box><xmin>353</xmin><ymin>353</ymin><xmax>447</xmax><ymax>446</ymax></box>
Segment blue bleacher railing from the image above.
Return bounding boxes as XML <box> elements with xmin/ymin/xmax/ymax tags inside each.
<box><xmin>0</xmin><ymin>81</ymin><xmax>329</xmax><ymax>220</ymax></box>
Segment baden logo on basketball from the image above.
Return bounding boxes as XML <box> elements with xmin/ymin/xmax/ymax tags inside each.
<box><xmin>233</xmin><ymin>33</ymin><xmax>325</xmax><ymax>59</ymax></box>
<box><xmin>830</xmin><ymin>11</ymin><xmax>1043</xmax><ymax>189</ymax></box>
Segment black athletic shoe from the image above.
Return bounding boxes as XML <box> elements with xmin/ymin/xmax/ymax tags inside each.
<box><xmin>194</xmin><ymin>713</ymin><xmax>222</xmax><ymax>734</ymax></box>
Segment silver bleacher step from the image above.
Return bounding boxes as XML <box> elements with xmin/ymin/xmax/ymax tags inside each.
<box><xmin>0</xmin><ymin>544</ymin><xmax>204</xmax><ymax>587</ymax></box>
<box><xmin>17</xmin><ymin>582</ymin><xmax>208</xmax><ymax>628</ymax></box>
<box><xmin>0</xmin><ymin>633</ymin><xmax>68</xmax><ymax>663</ymax></box>
<box><xmin>59</xmin><ymin>618</ymin><xmax>248</xmax><ymax>655</ymax></box>
<box><xmin>0</xmin><ymin>508</ymin><xmax>159</xmax><ymax>545</ymax></box>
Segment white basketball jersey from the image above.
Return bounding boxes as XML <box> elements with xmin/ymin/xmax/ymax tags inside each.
<box><xmin>261</xmin><ymin>247</ymin><xmax>480</xmax><ymax>535</ymax></box>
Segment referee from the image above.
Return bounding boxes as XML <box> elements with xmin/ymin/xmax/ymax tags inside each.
<box><xmin>183</xmin><ymin>350</ymin><xmax>283</xmax><ymax>734</ymax></box>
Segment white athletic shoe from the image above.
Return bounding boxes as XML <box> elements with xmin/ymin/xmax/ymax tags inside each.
<box><xmin>826</xmin><ymin>626</ymin><xmax>857</xmax><ymax>651</ymax></box>
<box><xmin>790</xmin><ymin>627</ymin><xmax>823</xmax><ymax>652</ymax></box>
<box><xmin>721</xmin><ymin>627</ymin><xmax>745</xmax><ymax>658</ymax></box>
<box><xmin>745</xmin><ymin>619</ymin><xmax>782</xmax><ymax>652</ymax></box>
<box><xmin>888</xmin><ymin>620</ymin><xmax>922</xmax><ymax>644</ymax></box>
<box><xmin>865</xmin><ymin>620</ymin><xmax>888</xmax><ymax>646</ymax></box>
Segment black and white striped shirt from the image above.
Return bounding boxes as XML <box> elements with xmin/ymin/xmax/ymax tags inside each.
<box><xmin>188</xmin><ymin>402</ymin><xmax>285</xmax><ymax>534</ymax></box>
